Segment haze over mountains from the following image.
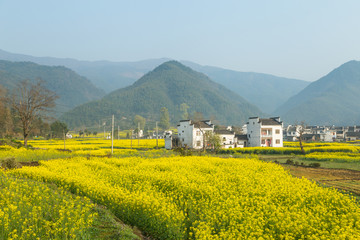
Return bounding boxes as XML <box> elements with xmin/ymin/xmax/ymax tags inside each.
<box><xmin>181</xmin><ymin>61</ymin><xmax>308</xmax><ymax>113</ymax></box>
<box><xmin>61</xmin><ymin>61</ymin><xmax>263</xmax><ymax>128</ymax></box>
<box><xmin>0</xmin><ymin>49</ymin><xmax>308</xmax><ymax>113</ymax></box>
<box><xmin>275</xmin><ymin>60</ymin><xmax>360</xmax><ymax>126</ymax></box>
<box><xmin>1</xmin><ymin>49</ymin><xmax>359</xmax><ymax>127</ymax></box>
<box><xmin>0</xmin><ymin>60</ymin><xmax>105</xmax><ymax>115</ymax></box>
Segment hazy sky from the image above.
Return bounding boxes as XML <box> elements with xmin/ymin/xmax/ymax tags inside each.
<box><xmin>1</xmin><ymin>0</ymin><xmax>359</xmax><ymax>81</ymax></box>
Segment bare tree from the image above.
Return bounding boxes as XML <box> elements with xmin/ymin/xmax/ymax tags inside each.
<box><xmin>8</xmin><ymin>80</ymin><xmax>58</xmax><ymax>147</ymax></box>
<box><xmin>296</xmin><ymin>121</ymin><xmax>306</xmax><ymax>154</ymax></box>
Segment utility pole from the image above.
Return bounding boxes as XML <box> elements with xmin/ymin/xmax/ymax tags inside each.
<box><xmin>103</xmin><ymin>121</ymin><xmax>106</xmax><ymax>139</ymax></box>
<box><xmin>130</xmin><ymin>129</ymin><xmax>133</xmax><ymax>149</ymax></box>
<box><xmin>156</xmin><ymin>121</ymin><xmax>159</xmax><ymax>149</ymax></box>
<box><xmin>63</xmin><ymin>129</ymin><xmax>66</xmax><ymax>150</ymax></box>
<box><xmin>111</xmin><ymin>115</ymin><xmax>114</xmax><ymax>155</ymax></box>
<box><xmin>138</xmin><ymin>122</ymin><xmax>140</xmax><ymax>147</ymax></box>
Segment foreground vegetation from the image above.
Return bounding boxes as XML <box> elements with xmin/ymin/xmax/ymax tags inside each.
<box><xmin>0</xmin><ymin>171</ymin><xmax>96</xmax><ymax>239</ymax></box>
<box><xmin>2</xmin><ymin>138</ymin><xmax>360</xmax><ymax>239</ymax></box>
<box><xmin>12</xmin><ymin>156</ymin><xmax>360</xmax><ymax>239</ymax></box>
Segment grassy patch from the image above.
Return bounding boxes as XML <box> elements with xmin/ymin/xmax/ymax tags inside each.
<box><xmin>89</xmin><ymin>205</ymin><xmax>141</xmax><ymax>240</ymax></box>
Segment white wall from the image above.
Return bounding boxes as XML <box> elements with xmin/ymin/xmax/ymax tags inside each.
<box><xmin>177</xmin><ymin>121</ymin><xmax>213</xmax><ymax>149</ymax></box>
<box><xmin>218</xmin><ymin>134</ymin><xmax>236</xmax><ymax>148</ymax></box>
<box><xmin>246</xmin><ymin>117</ymin><xmax>283</xmax><ymax>147</ymax></box>
<box><xmin>247</xmin><ymin>118</ymin><xmax>261</xmax><ymax>147</ymax></box>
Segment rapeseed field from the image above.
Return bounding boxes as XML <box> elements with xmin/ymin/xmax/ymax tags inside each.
<box><xmin>12</xmin><ymin>156</ymin><xmax>360</xmax><ymax>239</ymax></box>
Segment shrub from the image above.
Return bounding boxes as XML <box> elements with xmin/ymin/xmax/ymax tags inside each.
<box><xmin>309</xmin><ymin>162</ymin><xmax>321</xmax><ymax>168</ymax></box>
<box><xmin>286</xmin><ymin>159</ymin><xmax>294</xmax><ymax>165</ymax></box>
<box><xmin>1</xmin><ymin>157</ymin><xmax>21</xmax><ymax>170</ymax></box>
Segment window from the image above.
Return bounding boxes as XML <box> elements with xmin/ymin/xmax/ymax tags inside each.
<box><xmin>196</xmin><ymin>130</ymin><xmax>201</xmax><ymax>136</ymax></box>
<box><xmin>275</xmin><ymin>129</ymin><xmax>280</xmax><ymax>134</ymax></box>
<box><xmin>182</xmin><ymin>130</ymin><xmax>184</xmax><ymax>133</ymax></box>
<box><xmin>223</xmin><ymin>137</ymin><xmax>226</xmax><ymax>141</ymax></box>
<box><xmin>276</xmin><ymin>139</ymin><xmax>280</xmax><ymax>144</ymax></box>
<box><xmin>196</xmin><ymin>141</ymin><xmax>201</xmax><ymax>147</ymax></box>
<box><xmin>261</xmin><ymin>139</ymin><xmax>265</xmax><ymax>144</ymax></box>
<box><xmin>182</xmin><ymin>138</ymin><xmax>184</xmax><ymax>142</ymax></box>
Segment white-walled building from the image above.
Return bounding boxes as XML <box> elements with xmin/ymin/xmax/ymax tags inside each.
<box><xmin>214</xmin><ymin>129</ymin><xmax>236</xmax><ymax>149</ymax></box>
<box><xmin>177</xmin><ymin>120</ymin><xmax>214</xmax><ymax>149</ymax></box>
<box><xmin>246</xmin><ymin>117</ymin><xmax>283</xmax><ymax>147</ymax></box>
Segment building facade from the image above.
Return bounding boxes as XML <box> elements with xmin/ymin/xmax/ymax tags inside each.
<box><xmin>246</xmin><ymin>117</ymin><xmax>283</xmax><ymax>147</ymax></box>
<box><xmin>177</xmin><ymin>120</ymin><xmax>214</xmax><ymax>149</ymax></box>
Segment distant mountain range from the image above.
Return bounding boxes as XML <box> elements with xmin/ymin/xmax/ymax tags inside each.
<box><xmin>0</xmin><ymin>60</ymin><xmax>105</xmax><ymax>115</ymax></box>
<box><xmin>5</xmin><ymin>49</ymin><xmax>358</xmax><ymax>127</ymax></box>
<box><xmin>274</xmin><ymin>60</ymin><xmax>360</xmax><ymax>126</ymax></box>
<box><xmin>181</xmin><ymin>61</ymin><xmax>309</xmax><ymax>113</ymax></box>
<box><xmin>0</xmin><ymin>49</ymin><xmax>309</xmax><ymax>113</ymax></box>
<box><xmin>61</xmin><ymin>61</ymin><xmax>263</xmax><ymax>128</ymax></box>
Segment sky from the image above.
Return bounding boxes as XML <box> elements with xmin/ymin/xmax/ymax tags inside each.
<box><xmin>0</xmin><ymin>0</ymin><xmax>359</xmax><ymax>81</ymax></box>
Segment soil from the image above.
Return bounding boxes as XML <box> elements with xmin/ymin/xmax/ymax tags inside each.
<box><xmin>283</xmin><ymin>164</ymin><xmax>360</xmax><ymax>196</ymax></box>
<box><xmin>19</xmin><ymin>161</ymin><xmax>40</xmax><ymax>167</ymax></box>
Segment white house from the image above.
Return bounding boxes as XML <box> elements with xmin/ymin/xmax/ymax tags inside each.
<box><xmin>285</xmin><ymin>125</ymin><xmax>300</xmax><ymax>141</ymax></box>
<box><xmin>177</xmin><ymin>120</ymin><xmax>214</xmax><ymax>149</ymax></box>
<box><xmin>235</xmin><ymin>134</ymin><xmax>248</xmax><ymax>148</ymax></box>
<box><xmin>214</xmin><ymin>129</ymin><xmax>236</xmax><ymax>149</ymax></box>
<box><xmin>246</xmin><ymin>117</ymin><xmax>283</xmax><ymax>147</ymax></box>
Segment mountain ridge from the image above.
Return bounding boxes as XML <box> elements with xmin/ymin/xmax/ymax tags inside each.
<box><xmin>274</xmin><ymin>60</ymin><xmax>360</xmax><ymax>125</ymax></box>
<box><xmin>0</xmin><ymin>60</ymin><xmax>105</xmax><ymax>115</ymax></box>
<box><xmin>0</xmin><ymin>49</ymin><xmax>309</xmax><ymax>112</ymax></box>
<box><xmin>61</xmin><ymin>61</ymin><xmax>263</xmax><ymax>128</ymax></box>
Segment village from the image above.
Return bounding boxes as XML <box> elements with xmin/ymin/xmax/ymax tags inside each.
<box><xmin>164</xmin><ymin>117</ymin><xmax>360</xmax><ymax>150</ymax></box>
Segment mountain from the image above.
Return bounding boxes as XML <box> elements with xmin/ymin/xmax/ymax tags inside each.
<box><xmin>274</xmin><ymin>60</ymin><xmax>360</xmax><ymax>126</ymax></box>
<box><xmin>0</xmin><ymin>49</ymin><xmax>169</xmax><ymax>92</ymax></box>
<box><xmin>61</xmin><ymin>61</ymin><xmax>263</xmax><ymax>128</ymax></box>
<box><xmin>180</xmin><ymin>61</ymin><xmax>309</xmax><ymax>113</ymax></box>
<box><xmin>0</xmin><ymin>49</ymin><xmax>308</xmax><ymax>112</ymax></box>
<box><xmin>0</xmin><ymin>60</ymin><xmax>105</xmax><ymax>115</ymax></box>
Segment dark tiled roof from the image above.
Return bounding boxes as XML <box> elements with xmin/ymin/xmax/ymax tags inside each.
<box><xmin>193</xmin><ymin>121</ymin><xmax>213</xmax><ymax>129</ymax></box>
<box><xmin>259</xmin><ymin>118</ymin><xmax>282</xmax><ymax>126</ymax></box>
<box><xmin>346</xmin><ymin>132</ymin><xmax>360</xmax><ymax>137</ymax></box>
<box><xmin>235</xmin><ymin>134</ymin><xmax>248</xmax><ymax>140</ymax></box>
<box><xmin>214</xmin><ymin>130</ymin><xmax>234</xmax><ymax>135</ymax></box>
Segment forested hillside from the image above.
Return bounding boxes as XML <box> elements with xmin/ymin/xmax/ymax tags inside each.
<box><xmin>61</xmin><ymin>61</ymin><xmax>263</xmax><ymax>128</ymax></box>
<box><xmin>274</xmin><ymin>60</ymin><xmax>360</xmax><ymax>125</ymax></box>
<box><xmin>0</xmin><ymin>60</ymin><xmax>105</xmax><ymax>114</ymax></box>
<box><xmin>0</xmin><ymin>49</ymin><xmax>308</xmax><ymax>112</ymax></box>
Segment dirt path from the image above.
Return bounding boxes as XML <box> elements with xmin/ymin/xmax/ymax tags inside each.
<box><xmin>283</xmin><ymin>164</ymin><xmax>360</xmax><ymax>196</ymax></box>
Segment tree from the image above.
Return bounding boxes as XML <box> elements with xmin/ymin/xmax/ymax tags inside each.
<box><xmin>8</xmin><ymin>80</ymin><xmax>58</xmax><ymax>146</ymax></box>
<box><xmin>296</xmin><ymin>121</ymin><xmax>306</xmax><ymax>154</ymax></box>
<box><xmin>159</xmin><ymin>107</ymin><xmax>170</xmax><ymax>130</ymax></box>
<box><xmin>0</xmin><ymin>85</ymin><xmax>7</xmax><ymax>137</ymax></box>
<box><xmin>84</xmin><ymin>129</ymin><xmax>91</xmax><ymax>136</ymax></box>
<box><xmin>3</xmin><ymin>107</ymin><xmax>14</xmax><ymax>137</ymax></box>
<box><xmin>180</xmin><ymin>103</ymin><xmax>189</xmax><ymax>119</ymax></box>
<box><xmin>205</xmin><ymin>131</ymin><xmax>222</xmax><ymax>153</ymax></box>
<box><xmin>50</xmin><ymin>121</ymin><xmax>68</xmax><ymax>138</ymax></box>
<box><xmin>133</xmin><ymin>115</ymin><xmax>146</xmax><ymax>130</ymax></box>
<box><xmin>192</xmin><ymin>112</ymin><xmax>204</xmax><ymax>122</ymax></box>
